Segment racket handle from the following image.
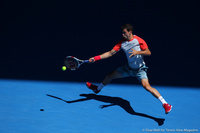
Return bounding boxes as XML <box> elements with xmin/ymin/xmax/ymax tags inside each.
<box><xmin>84</xmin><ymin>60</ymin><xmax>89</xmax><ymax>63</ymax></box>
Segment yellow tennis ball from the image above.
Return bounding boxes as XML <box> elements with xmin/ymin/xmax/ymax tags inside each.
<box><xmin>62</xmin><ymin>66</ymin><xmax>66</xmax><ymax>71</ymax></box>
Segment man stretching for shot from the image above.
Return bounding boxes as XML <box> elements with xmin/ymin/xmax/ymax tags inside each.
<box><xmin>86</xmin><ymin>24</ymin><xmax>172</xmax><ymax>114</ymax></box>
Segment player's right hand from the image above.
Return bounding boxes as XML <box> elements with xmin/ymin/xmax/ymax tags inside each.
<box><xmin>89</xmin><ymin>57</ymin><xmax>95</xmax><ymax>63</ymax></box>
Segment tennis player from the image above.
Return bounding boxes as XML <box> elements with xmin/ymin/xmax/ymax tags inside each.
<box><xmin>86</xmin><ymin>24</ymin><xmax>172</xmax><ymax>114</ymax></box>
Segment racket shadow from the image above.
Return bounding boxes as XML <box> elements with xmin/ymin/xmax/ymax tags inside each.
<box><xmin>46</xmin><ymin>93</ymin><xmax>165</xmax><ymax>126</ymax></box>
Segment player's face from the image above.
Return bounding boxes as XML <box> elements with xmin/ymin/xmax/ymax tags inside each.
<box><xmin>122</xmin><ymin>29</ymin><xmax>131</xmax><ymax>40</ymax></box>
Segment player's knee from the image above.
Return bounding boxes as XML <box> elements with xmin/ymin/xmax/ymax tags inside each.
<box><xmin>106</xmin><ymin>73</ymin><xmax>113</xmax><ymax>80</ymax></box>
<box><xmin>107</xmin><ymin>71</ymin><xmax>118</xmax><ymax>80</ymax></box>
<box><xmin>142</xmin><ymin>80</ymin><xmax>151</xmax><ymax>91</ymax></box>
<box><xmin>105</xmin><ymin>70</ymin><xmax>122</xmax><ymax>81</ymax></box>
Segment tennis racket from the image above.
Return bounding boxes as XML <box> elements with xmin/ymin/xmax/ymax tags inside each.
<box><xmin>64</xmin><ymin>56</ymin><xmax>89</xmax><ymax>70</ymax></box>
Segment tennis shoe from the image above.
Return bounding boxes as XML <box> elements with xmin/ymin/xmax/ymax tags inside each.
<box><xmin>86</xmin><ymin>82</ymin><xmax>101</xmax><ymax>94</ymax></box>
<box><xmin>163</xmin><ymin>103</ymin><xmax>172</xmax><ymax>114</ymax></box>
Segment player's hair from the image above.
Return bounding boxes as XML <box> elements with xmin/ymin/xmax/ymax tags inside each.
<box><xmin>121</xmin><ymin>24</ymin><xmax>133</xmax><ymax>32</ymax></box>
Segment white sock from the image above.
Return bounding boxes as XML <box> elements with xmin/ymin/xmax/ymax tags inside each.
<box><xmin>158</xmin><ymin>96</ymin><xmax>167</xmax><ymax>104</ymax></box>
<box><xmin>97</xmin><ymin>83</ymin><xmax>104</xmax><ymax>91</ymax></box>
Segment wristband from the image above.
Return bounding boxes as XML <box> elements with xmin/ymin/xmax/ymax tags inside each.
<box><xmin>93</xmin><ymin>55</ymin><xmax>101</xmax><ymax>61</ymax></box>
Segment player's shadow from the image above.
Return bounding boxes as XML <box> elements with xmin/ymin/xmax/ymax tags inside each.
<box><xmin>46</xmin><ymin>93</ymin><xmax>165</xmax><ymax>126</ymax></box>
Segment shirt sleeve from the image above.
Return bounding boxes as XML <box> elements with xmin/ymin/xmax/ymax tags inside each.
<box><xmin>113</xmin><ymin>39</ymin><xmax>124</xmax><ymax>52</ymax></box>
<box><xmin>134</xmin><ymin>35</ymin><xmax>148</xmax><ymax>50</ymax></box>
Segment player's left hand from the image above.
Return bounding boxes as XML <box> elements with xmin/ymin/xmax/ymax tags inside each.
<box><xmin>129</xmin><ymin>48</ymin><xmax>139</xmax><ymax>58</ymax></box>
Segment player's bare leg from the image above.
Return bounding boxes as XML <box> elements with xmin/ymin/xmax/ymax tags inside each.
<box><xmin>102</xmin><ymin>70</ymin><xmax>123</xmax><ymax>86</ymax></box>
<box><xmin>141</xmin><ymin>79</ymin><xmax>161</xmax><ymax>98</ymax></box>
<box><xmin>141</xmin><ymin>79</ymin><xmax>172</xmax><ymax>114</ymax></box>
<box><xmin>86</xmin><ymin>70</ymin><xmax>122</xmax><ymax>93</ymax></box>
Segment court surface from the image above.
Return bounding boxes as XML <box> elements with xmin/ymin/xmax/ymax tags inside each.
<box><xmin>0</xmin><ymin>79</ymin><xmax>199</xmax><ymax>133</ymax></box>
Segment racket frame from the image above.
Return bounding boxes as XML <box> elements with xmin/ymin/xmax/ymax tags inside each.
<box><xmin>64</xmin><ymin>56</ymin><xmax>89</xmax><ymax>70</ymax></box>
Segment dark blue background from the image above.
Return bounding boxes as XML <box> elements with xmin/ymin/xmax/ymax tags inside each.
<box><xmin>1</xmin><ymin>0</ymin><xmax>199</xmax><ymax>87</ymax></box>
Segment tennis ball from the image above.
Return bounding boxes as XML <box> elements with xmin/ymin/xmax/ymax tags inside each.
<box><xmin>62</xmin><ymin>66</ymin><xmax>66</xmax><ymax>71</ymax></box>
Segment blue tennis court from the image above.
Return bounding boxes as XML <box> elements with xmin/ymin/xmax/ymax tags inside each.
<box><xmin>0</xmin><ymin>79</ymin><xmax>199</xmax><ymax>133</ymax></box>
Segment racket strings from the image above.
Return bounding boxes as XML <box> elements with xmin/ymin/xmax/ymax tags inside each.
<box><xmin>65</xmin><ymin>58</ymin><xmax>78</xmax><ymax>70</ymax></box>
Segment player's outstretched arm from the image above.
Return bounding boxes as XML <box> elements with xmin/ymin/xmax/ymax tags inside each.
<box><xmin>89</xmin><ymin>49</ymin><xmax>117</xmax><ymax>63</ymax></box>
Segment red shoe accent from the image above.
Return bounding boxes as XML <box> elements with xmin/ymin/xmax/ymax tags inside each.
<box><xmin>86</xmin><ymin>82</ymin><xmax>101</xmax><ymax>94</ymax></box>
<box><xmin>163</xmin><ymin>103</ymin><xmax>172</xmax><ymax>114</ymax></box>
